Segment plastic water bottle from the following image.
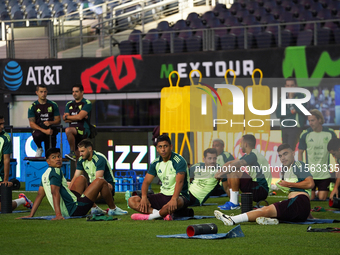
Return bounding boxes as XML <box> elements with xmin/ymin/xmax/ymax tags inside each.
<box><xmin>125</xmin><ymin>190</ymin><xmax>131</xmax><ymax>209</ymax></box>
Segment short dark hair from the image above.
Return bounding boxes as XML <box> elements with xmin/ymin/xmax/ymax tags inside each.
<box><xmin>36</xmin><ymin>84</ymin><xmax>47</xmax><ymax>91</ymax></box>
<box><xmin>78</xmin><ymin>139</ymin><xmax>93</xmax><ymax>149</ymax></box>
<box><xmin>242</xmin><ymin>134</ymin><xmax>256</xmax><ymax>149</ymax></box>
<box><xmin>285</xmin><ymin>77</ymin><xmax>296</xmax><ymax>85</ymax></box>
<box><xmin>0</xmin><ymin>115</ymin><xmax>3</xmax><ymax>119</ymax></box>
<box><xmin>156</xmin><ymin>134</ymin><xmax>171</xmax><ymax>146</ymax></box>
<box><xmin>277</xmin><ymin>143</ymin><xmax>292</xmax><ymax>153</ymax></box>
<box><xmin>73</xmin><ymin>84</ymin><xmax>84</xmax><ymax>92</ymax></box>
<box><xmin>204</xmin><ymin>148</ymin><xmax>217</xmax><ymax>158</ymax></box>
<box><xmin>46</xmin><ymin>148</ymin><xmax>60</xmax><ymax>159</ymax></box>
<box><xmin>327</xmin><ymin>138</ymin><xmax>340</xmax><ymax>152</ymax></box>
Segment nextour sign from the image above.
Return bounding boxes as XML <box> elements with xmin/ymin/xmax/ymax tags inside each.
<box><xmin>202</xmin><ymin>85</ymin><xmax>312</xmax><ymax>128</ymax></box>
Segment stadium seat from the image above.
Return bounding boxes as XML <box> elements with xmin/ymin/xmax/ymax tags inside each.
<box><xmin>173</xmin><ymin>29</ymin><xmax>192</xmax><ymax>53</ymax></box>
<box><xmin>186</xmin><ymin>35</ymin><xmax>202</xmax><ymax>52</ymax></box>
<box><xmin>278</xmin><ymin>12</ymin><xmax>294</xmax><ymax>23</ymax></box>
<box><xmin>237</xmin><ymin>26</ymin><xmax>261</xmax><ymax>49</ymax></box>
<box><xmin>206</xmin><ymin>17</ymin><xmax>222</xmax><ymax>28</ymax></box>
<box><xmin>300</xmin><ymin>0</ymin><xmax>313</xmax><ymax>9</ymax></box>
<box><xmin>242</xmin><ymin>15</ymin><xmax>256</xmax><ymax>25</ymax></box>
<box><xmin>304</xmin><ymin>22</ymin><xmax>321</xmax><ymax>31</ymax></box>
<box><xmin>319</xmin><ymin>0</ymin><xmax>330</xmax><ymax>8</ymax></box>
<box><xmin>256</xmin><ymin>31</ymin><xmax>275</xmax><ymax>48</ymax></box>
<box><xmin>270</xmin><ymin>6</ymin><xmax>285</xmax><ymax>19</ymax></box>
<box><xmin>229</xmin><ymin>2</ymin><xmax>243</xmax><ymax>15</ymax></box>
<box><xmin>26</xmin><ymin>9</ymin><xmax>38</xmax><ymax>25</ymax></box>
<box><xmin>220</xmin><ymin>33</ymin><xmax>237</xmax><ymax>50</ymax></box>
<box><xmin>223</xmin><ymin>16</ymin><xmax>239</xmax><ymax>27</ymax></box>
<box><xmin>142</xmin><ymin>28</ymin><xmax>159</xmax><ymax>54</ymax></box>
<box><xmin>119</xmin><ymin>29</ymin><xmax>141</xmax><ymax>55</ymax></box>
<box><xmin>254</xmin><ymin>0</ymin><xmax>265</xmax><ymax>7</ymax></box>
<box><xmin>290</xmin><ymin>4</ymin><xmax>305</xmax><ymax>18</ymax></box>
<box><xmin>253</xmin><ymin>7</ymin><xmax>267</xmax><ymax>21</ymax></box>
<box><xmin>263</xmin><ymin>0</ymin><xmax>277</xmax><ymax>12</ymax></box>
<box><xmin>281</xmin><ymin>29</ymin><xmax>293</xmax><ymax>47</ymax></box>
<box><xmin>245</xmin><ymin>1</ymin><xmax>258</xmax><ymax>14</ymax></box>
<box><xmin>281</xmin><ymin>0</ymin><xmax>295</xmax><ymax>11</ymax></box>
<box><xmin>157</xmin><ymin>21</ymin><xmax>170</xmax><ymax>31</ymax></box>
<box><xmin>153</xmin><ymin>38</ymin><xmax>170</xmax><ymax>54</ymax></box>
<box><xmin>235</xmin><ymin>9</ymin><xmax>249</xmax><ymax>23</ymax></box>
<box><xmin>296</xmin><ymin>29</ymin><xmax>313</xmax><ymax>46</ymax></box>
<box><xmin>259</xmin><ymin>13</ymin><xmax>276</xmax><ymax>24</ymax></box>
<box><xmin>309</xmin><ymin>2</ymin><xmax>323</xmax><ymax>17</ymax></box>
<box><xmin>173</xmin><ymin>19</ymin><xmax>188</xmax><ymax>30</ymax></box>
<box><xmin>297</xmin><ymin>10</ymin><xmax>313</xmax><ymax>22</ymax></box>
<box><xmin>316</xmin><ymin>27</ymin><xmax>333</xmax><ymax>45</ymax></box>
<box><xmin>213</xmin><ymin>3</ymin><xmax>226</xmax><ymax>15</ymax></box>
<box><xmin>334</xmin><ymin>28</ymin><xmax>340</xmax><ymax>44</ymax></box>
<box><xmin>186</xmin><ymin>12</ymin><xmax>199</xmax><ymax>24</ymax></box>
<box><xmin>316</xmin><ymin>8</ymin><xmax>332</xmax><ymax>20</ymax></box>
<box><xmin>202</xmin><ymin>11</ymin><xmax>216</xmax><ymax>22</ymax></box>
<box><xmin>217</xmin><ymin>9</ymin><xmax>232</xmax><ymax>23</ymax></box>
<box><xmin>327</xmin><ymin>1</ymin><xmax>340</xmax><ymax>15</ymax></box>
<box><xmin>284</xmin><ymin>23</ymin><xmax>301</xmax><ymax>37</ymax></box>
<box><xmin>22</xmin><ymin>0</ymin><xmax>32</xmax><ymax>8</ymax></box>
<box><xmin>0</xmin><ymin>10</ymin><xmax>10</xmax><ymax>21</ymax></box>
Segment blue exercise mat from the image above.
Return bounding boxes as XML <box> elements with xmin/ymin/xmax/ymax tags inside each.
<box><xmin>281</xmin><ymin>219</ymin><xmax>340</xmax><ymax>224</ymax></box>
<box><xmin>0</xmin><ymin>210</ymin><xmax>29</xmax><ymax>214</ymax></box>
<box><xmin>21</xmin><ymin>215</ymin><xmax>88</xmax><ymax>220</ymax></box>
<box><xmin>157</xmin><ymin>225</ymin><xmax>245</xmax><ymax>239</ymax></box>
<box><xmin>173</xmin><ymin>215</ymin><xmax>215</xmax><ymax>221</ymax></box>
<box><xmin>209</xmin><ymin>194</ymin><xmax>228</xmax><ymax>198</ymax></box>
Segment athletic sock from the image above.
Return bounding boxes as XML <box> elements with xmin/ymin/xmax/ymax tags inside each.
<box><xmin>13</xmin><ymin>198</ymin><xmax>25</xmax><ymax>208</ymax></box>
<box><xmin>148</xmin><ymin>209</ymin><xmax>161</xmax><ymax>220</ymax></box>
<box><xmin>231</xmin><ymin>213</ymin><xmax>249</xmax><ymax>224</ymax></box>
<box><xmin>230</xmin><ymin>189</ymin><xmax>239</xmax><ymax>205</ymax></box>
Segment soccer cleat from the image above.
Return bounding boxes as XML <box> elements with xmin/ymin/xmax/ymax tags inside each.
<box><xmin>218</xmin><ymin>201</ymin><xmax>240</xmax><ymax>210</ymax></box>
<box><xmin>163</xmin><ymin>214</ymin><xmax>173</xmax><ymax>221</ymax></box>
<box><xmin>19</xmin><ymin>193</ymin><xmax>33</xmax><ymax>209</ymax></box>
<box><xmin>108</xmin><ymin>206</ymin><xmax>128</xmax><ymax>216</ymax></box>
<box><xmin>131</xmin><ymin>213</ymin><xmax>150</xmax><ymax>220</ymax></box>
<box><xmin>214</xmin><ymin>210</ymin><xmax>235</xmax><ymax>226</ymax></box>
<box><xmin>91</xmin><ymin>206</ymin><xmax>107</xmax><ymax>215</ymax></box>
<box><xmin>35</xmin><ymin>148</ymin><xmax>43</xmax><ymax>157</ymax></box>
<box><xmin>65</xmin><ymin>151</ymin><xmax>76</xmax><ymax>161</ymax></box>
<box><xmin>256</xmin><ymin>217</ymin><xmax>279</xmax><ymax>225</ymax></box>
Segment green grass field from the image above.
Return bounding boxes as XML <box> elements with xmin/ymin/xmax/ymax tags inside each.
<box><xmin>1</xmin><ymin>184</ymin><xmax>340</xmax><ymax>255</ymax></box>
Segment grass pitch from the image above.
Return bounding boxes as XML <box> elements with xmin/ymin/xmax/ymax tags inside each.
<box><xmin>1</xmin><ymin>184</ymin><xmax>340</xmax><ymax>255</ymax></box>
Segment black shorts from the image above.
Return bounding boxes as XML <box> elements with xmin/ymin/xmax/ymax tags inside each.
<box><xmin>75</xmin><ymin>130</ymin><xmax>89</xmax><ymax>149</ymax></box>
<box><xmin>147</xmin><ymin>193</ymin><xmax>189</xmax><ymax>210</ymax></box>
<box><xmin>239</xmin><ymin>172</ymin><xmax>268</xmax><ymax>202</ymax></box>
<box><xmin>71</xmin><ymin>190</ymin><xmax>94</xmax><ymax>216</ymax></box>
<box><xmin>274</xmin><ymin>194</ymin><xmax>310</xmax><ymax>222</ymax></box>
<box><xmin>312</xmin><ymin>179</ymin><xmax>331</xmax><ymax>191</ymax></box>
<box><xmin>88</xmin><ymin>182</ymin><xmax>115</xmax><ymax>196</ymax></box>
<box><xmin>189</xmin><ymin>192</ymin><xmax>200</xmax><ymax>206</ymax></box>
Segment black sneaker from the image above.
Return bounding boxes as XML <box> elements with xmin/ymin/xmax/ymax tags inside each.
<box><xmin>65</xmin><ymin>151</ymin><xmax>76</xmax><ymax>161</ymax></box>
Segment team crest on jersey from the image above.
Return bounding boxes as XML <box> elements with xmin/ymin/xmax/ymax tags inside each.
<box><xmin>324</xmin><ymin>137</ymin><xmax>329</xmax><ymax>143</ymax></box>
<box><xmin>48</xmin><ymin>106</ymin><xmax>52</xmax><ymax>112</ymax></box>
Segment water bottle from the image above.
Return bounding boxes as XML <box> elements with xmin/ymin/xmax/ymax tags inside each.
<box><xmin>125</xmin><ymin>190</ymin><xmax>131</xmax><ymax>209</ymax></box>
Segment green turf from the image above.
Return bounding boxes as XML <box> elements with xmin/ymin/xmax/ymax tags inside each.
<box><xmin>1</xmin><ymin>185</ymin><xmax>340</xmax><ymax>255</ymax></box>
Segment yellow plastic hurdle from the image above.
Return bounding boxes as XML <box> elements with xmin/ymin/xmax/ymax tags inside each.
<box><xmin>245</xmin><ymin>68</ymin><xmax>271</xmax><ymax>152</ymax></box>
<box><xmin>160</xmin><ymin>71</ymin><xmax>193</xmax><ymax>163</ymax></box>
<box><xmin>215</xmin><ymin>69</ymin><xmax>245</xmax><ymax>157</ymax></box>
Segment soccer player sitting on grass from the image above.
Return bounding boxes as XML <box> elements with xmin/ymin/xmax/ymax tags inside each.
<box><xmin>128</xmin><ymin>135</ymin><xmax>190</xmax><ymax>220</ymax></box>
<box><xmin>215</xmin><ymin>134</ymin><xmax>272</xmax><ymax>210</ymax></box>
<box><xmin>327</xmin><ymin>138</ymin><xmax>340</xmax><ymax>201</ymax></box>
<box><xmin>189</xmin><ymin>148</ymin><xmax>224</xmax><ymax>206</ymax></box>
<box><xmin>0</xmin><ymin>115</ymin><xmax>33</xmax><ymax>211</ymax></box>
<box><xmin>215</xmin><ymin>143</ymin><xmax>314</xmax><ymax>225</ymax></box>
<box><xmin>19</xmin><ymin>148</ymin><xmax>125</xmax><ymax>220</ymax></box>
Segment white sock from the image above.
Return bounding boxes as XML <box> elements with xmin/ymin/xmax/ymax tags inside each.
<box><xmin>148</xmin><ymin>209</ymin><xmax>161</xmax><ymax>220</ymax></box>
<box><xmin>13</xmin><ymin>198</ymin><xmax>25</xmax><ymax>208</ymax></box>
<box><xmin>230</xmin><ymin>189</ymin><xmax>239</xmax><ymax>205</ymax></box>
<box><xmin>231</xmin><ymin>213</ymin><xmax>249</xmax><ymax>224</ymax></box>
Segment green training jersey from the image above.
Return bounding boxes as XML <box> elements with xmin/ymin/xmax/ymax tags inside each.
<box><xmin>251</xmin><ymin>149</ymin><xmax>272</xmax><ymax>192</ymax></box>
<box><xmin>41</xmin><ymin>167</ymin><xmax>78</xmax><ymax>217</ymax></box>
<box><xmin>276</xmin><ymin>160</ymin><xmax>312</xmax><ymax>197</ymax></box>
<box><xmin>77</xmin><ymin>151</ymin><xmax>115</xmax><ymax>186</ymax></box>
<box><xmin>0</xmin><ymin>131</ymin><xmax>12</xmax><ymax>182</ymax></box>
<box><xmin>216</xmin><ymin>151</ymin><xmax>234</xmax><ymax>167</ymax></box>
<box><xmin>240</xmin><ymin>149</ymin><xmax>269</xmax><ymax>192</ymax></box>
<box><xmin>148</xmin><ymin>152</ymin><xmax>189</xmax><ymax>200</ymax></box>
<box><xmin>299</xmin><ymin>126</ymin><xmax>337</xmax><ymax>179</ymax></box>
<box><xmin>189</xmin><ymin>162</ymin><xmax>219</xmax><ymax>204</ymax></box>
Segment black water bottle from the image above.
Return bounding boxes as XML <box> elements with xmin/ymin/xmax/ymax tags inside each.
<box><xmin>241</xmin><ymin>192</ymin><xmax>253</xmax><ymax>213</ymax></box>
<box><xmin>186</xmin><ymin>223</ymin><xmax>218</xmax><ymax>237</ymax></box>
<box><xmin>1</xmin><ymin>184</ymin><xmax>12</xmax><ymax>213</ymax></box>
